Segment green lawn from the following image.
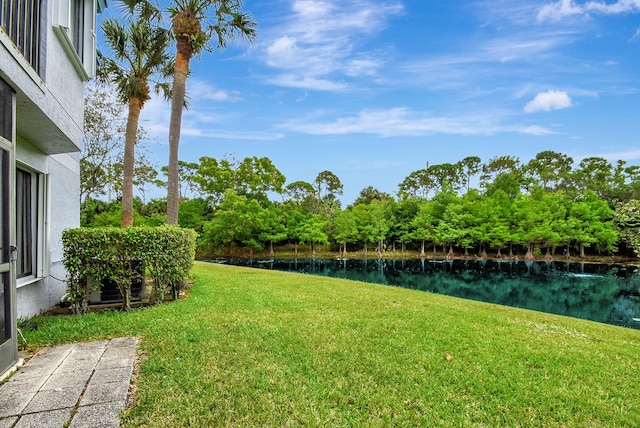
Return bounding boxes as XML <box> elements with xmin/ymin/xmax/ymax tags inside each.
<box><xmin>22</xmin><ymin>262</ymin><xmax>640</xmax><ymax>427</ymax></box>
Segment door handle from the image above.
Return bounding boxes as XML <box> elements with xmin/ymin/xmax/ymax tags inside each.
<box><xmin>10</xmin><ymin>245</ymin><xmax>17</xmax><ymax>262</ymax></box>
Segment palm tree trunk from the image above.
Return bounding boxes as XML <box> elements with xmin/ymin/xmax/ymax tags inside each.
<box><xmin>121</xmin><ymin>96</ymin><xmax>143</xmax><ymax>227</ymax></box>
<box><xmin>166</xmin><ymin>48</ymin><xmax>191</xmax><ymax>225</ymax></box>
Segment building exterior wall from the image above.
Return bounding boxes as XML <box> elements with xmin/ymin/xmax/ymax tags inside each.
<box><xmin>1</xmin><ymin>1</ymin><xmax>86</xmax><ymax>155</ymax></box>
<box><xmin>1</xmin><ymin>0</ymin><xmax>100</xmax><ymax>319</ymax></box>
<box><xmin>14</xmin><ymin>141</ymin><xmax>80</xmax><ymax>318</ymax></box>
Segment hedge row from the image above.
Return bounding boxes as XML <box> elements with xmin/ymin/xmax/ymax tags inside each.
<box><xmin>62</xmin><ymin>226</ymin><xmax>197</xmax><ymax>314</ymax></box>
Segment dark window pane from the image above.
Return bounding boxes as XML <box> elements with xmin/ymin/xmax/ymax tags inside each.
<box><xmin>16</xmin><ymin>168</ymin><xmax>34</xmax><ymax>278</ymax></box>
<box><xmin>0</xmin><ymin>78</ymin><xmax>13</xmax><ymax>142</ymax></box>
<box><xmin>0</xmin><ymin>0</ymin><xmax>45</xmax><ymax>75</ymax></box>
<box><xmin>0</xmin><ymin>150</ymin><xmax>8</xmax><ymax>265</ymax></box>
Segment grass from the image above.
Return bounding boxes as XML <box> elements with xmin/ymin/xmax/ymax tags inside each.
<box><xmin>21</xmin><ymin>261</ymin><xmax>640</xmax><ymax>427</ymax></box>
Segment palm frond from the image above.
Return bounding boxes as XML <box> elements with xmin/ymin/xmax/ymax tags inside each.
<box><xmin>117</xmin><ymin>0</ymin><xmax>163</xmax><ymax>21</ymax></box>
<box><xmin>99</xmin><ymin>12</ymin><xmax>172</xmax><ymax>107</ymax></box>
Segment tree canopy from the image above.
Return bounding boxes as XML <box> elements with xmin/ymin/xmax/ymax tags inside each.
<box><xmin>81</xmin><ymin>143</ymin><xmax>640</xmax><ymax>260</ymax></box>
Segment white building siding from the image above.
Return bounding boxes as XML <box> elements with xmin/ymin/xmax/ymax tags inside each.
<box><xmin>1</xmin><ymin>0</ymin><xmax>98</xmax><ymax>319</ymax></box>
<box><xmin>14</xmin><ymin>141</ymin><xmax>79</xmax><ymax>318</ymax></box>
<box><xmin>44</xmin><ymin>0</ymin><xmax>86</xmax><ymax>137</ymax></box>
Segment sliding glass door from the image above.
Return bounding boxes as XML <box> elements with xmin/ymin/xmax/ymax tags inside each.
<box><xmin>0</xmin><ymin>78</ymin><xmax>17</xmax><ymax>375</ymax></box>
<box><xmin>0</xmin><ymin>146</ymin><xmax>16</xmax><ymax>375</ymax></box>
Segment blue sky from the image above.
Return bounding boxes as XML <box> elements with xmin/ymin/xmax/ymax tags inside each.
<box><xmin>101</xmin><ymin>0</ymin><xmax>640</xmax><ymax>205</ymax></box>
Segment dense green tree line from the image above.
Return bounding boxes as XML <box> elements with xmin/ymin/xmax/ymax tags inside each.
<box><xmin>82</xmin><ymin>151</ymin><xmax>640</xmax><ymax>259</ymax></box>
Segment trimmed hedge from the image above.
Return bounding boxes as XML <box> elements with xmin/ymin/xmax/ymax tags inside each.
<box><xmin>62</xmin><ymin>226</ymin><xmax>197</xmax><ymax>314</ymax></box>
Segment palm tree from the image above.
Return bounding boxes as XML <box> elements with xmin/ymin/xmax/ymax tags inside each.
<box><xmin>165</xmin><ymin>0</ymin><xmax>257</xmax><ymax>224</ymax></box>
<box><xmin>98</xmin><ymin>16</ymin><xmax>171</xmax><ymax>227</ymax></box>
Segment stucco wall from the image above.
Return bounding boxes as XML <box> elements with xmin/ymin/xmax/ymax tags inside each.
<box><xmin>3</xmin><ymin>1</ymin><xmax>85</xmax><ymax>317</ymax></box>
<box><xmin>0</xmin><ymin>0</ymin><xmax>85</xmax><ymax>154</ymax></box>
<box><xmin>15</xmin><ymin>142</ymin><xmax>80</xmax><ymax>318</ymax></box>
<box><xmin>43</xmin><ymin>0</ymin><xmax>85</xmax><ymax>141</ymax></box>
<box><xmin>49</xmin><ymin>152</ymin><xmax>81</xmax><ymax>264</ymax></box>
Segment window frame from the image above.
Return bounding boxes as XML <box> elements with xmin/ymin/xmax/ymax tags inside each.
<box><xmin>15</xmin><ymin>164</ymin><xmax>47</xmax><ymax>286</ymax></box>
<box><xmin>0</xmin><ymin>0</ymin><xmax>47</xmax><ymax>82</ymax></box>
<box><xmin>52</xmin><ymin>0</ymin><xmax>96</xmax><ymax>80</ymax></box>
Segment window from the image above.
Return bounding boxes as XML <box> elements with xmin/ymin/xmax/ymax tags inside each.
<box><xmin>52</xmin><ymin>0</ymin><xmax>96</xmax><ymax>80</ymax></box>
<box><xmin>70</xmin><ymin>0</ymin><xmax>85</xmax><ymax>60</ymax></box>
<box><xmin>0</xmin><ymin>0</ymin><xmax>45</xmax><ymax>76</ymax></box>
<box><xmin>16</xmin><ymin>169</ymin><xmax>35</xmax><ymax>278</ymax></box>
<box><xmin>1</xmin><ymin>150</ymin><xmax>9</xmax><ymax>343</ymax></box>
<box><xmin>0</xmin><ymin>78</ymin><xmax>12</xmax><ymax>142</ymax></box>
<box><xmin>15</xmin><ymin>167</ymin><xmax>45</xmax><ymax>281</ymax></box>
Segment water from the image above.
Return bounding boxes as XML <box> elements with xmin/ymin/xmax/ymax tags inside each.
<box><xmin>203</xmin><ymin>258</ymin><xmax>640</xmax><ymax>330</ymax></box>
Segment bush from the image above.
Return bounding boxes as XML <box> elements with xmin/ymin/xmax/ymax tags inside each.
<box><xmin>62</xmin><ymin>226</ymin><xmax>197</xmax><ymax>314</ymax></box>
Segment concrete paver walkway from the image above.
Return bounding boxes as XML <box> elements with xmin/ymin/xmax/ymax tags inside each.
<box><xmin>0</xmin><ymin>337</ymin><xmax>138</xmax><ymax>428</ymax></box>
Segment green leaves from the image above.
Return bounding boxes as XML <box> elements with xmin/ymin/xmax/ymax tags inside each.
<box><xmin>98</xmin><ymin>15</ymin><xmax>171</xmax><ymax>105</ymax></box>
<box><xmin>62</xmin><ymin>226</ymin><xmax>197</xmax><ymax>312</ymax></box>
<box><xmin>194</xmin><ymin>155</ymin><xmax>286</xmax><ymax>205</ymax></box>
<box><xmin>168</xmin><ymin>0</ymin><xmax>257</xmax><ymax>54</ymax></box>
<box><xmin>614</xmin><ymin>199</ymin><xmax>640</xmax><ymax>257</ymax></box>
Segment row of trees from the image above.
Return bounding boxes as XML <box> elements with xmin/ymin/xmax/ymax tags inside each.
<box><xmin>194</xmin><ymin>186</ymin><xmax>619</xmax><ymax>260</ymax></box>
<box><xmin>398</xmin><ymin>152</ymin><xmax>640</xmax><ymax>205</ymax></box>
<box><xmin>82</xmin><ymin>149</ymin><xmax>640</xmax><ymax>259</ymax></box>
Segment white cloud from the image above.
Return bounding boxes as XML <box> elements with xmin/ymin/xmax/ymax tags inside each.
<box><xmin>189</xmin><ymin>80</ymin><xmax>243</xmax><ymax>102</ymax></box>
<box><xmin>398</xmin><ymin>30</ymin><xmax>576</xmax><ymax>92</ymax></box>
<box><xmin>345</xmin><ymin>58</ymin><xmax>383</xmax><ymax>77</ymax></box>
<box><xmin>283</xmin><ymin>107</ymin><xmax>462</xmax><ymax>136</ymax></box>
<box><xmin>265</xmin><ymin>36</ymin><xmax>299</xmax><ymax>68</ymax></box>
<box><xmin>596</xmin><ymin>148</ymin><xmax>640</xmax><ymax>161</ymax></box>
<box><xmin>584</xmin><ymin>0</ymin><xmax>640</xmax><ymax>14</ymax></box>
<box><xmin>482</xmin><ymin>31</ymin><xmax>575</xmax><ymax>60</ymax></box>
<box><xmin>631</xmin><ymin>27</ymin><xmax>640</xmax><ymax>41</ymax></box>
<box><xmin>524</xmin><ymin>90</ymin><xmax>573</xmax><ymax>113</ymax></box>
<box><xmin>286</xmin><ymin>0</ymin><xmax>404</xmax><ymax>40</ymax></box>
<box><xmin>191</xmin><ymin>130</ymin><xmax>285</xmax><ymax>141</ymax></box>
<box><xmin>267</xmin><ymin>74</ymin><xmax>348</xmax><ymax>91</ymax></box>
<box><xmin>293</xmin><ymin>0</ymin><xmax>335</xmax><ymax>18</ymax></box>
<box><xmin>155</xmin><ymin>123</ymin><xmax>284</xmax><ymax>141</ymax></box>
<box><xmin>537</xmin><ymin>0</ymin><xmax>584</xmax><ymax>22</ymax></box>
<box><xmin>138</xmin><ymin>93</ymin><xmax>281</xmax><ymax>143</ymax></box>
<box><xmin>280</xmin><ymin>107</ymin><xmax>546</xmax><ymax>137</ymax></box>
<box><xmin>202</xmin><ymin>90</ymin><xmax>243</xmax><ymax>102</ymax></box>
<box><xmin>521</xmin><ymin>125</ymin><xmax>557</xmax><ymax>135</ymax></box>
<box><xmin>538</xmin><ymin>0</ymin><xmax>640</xmax><ymax>22</ymax></box>
<box><xmin>262</xmin><ymin>0</ymin><xmax>403</xmax><ymax>90</ymax></box>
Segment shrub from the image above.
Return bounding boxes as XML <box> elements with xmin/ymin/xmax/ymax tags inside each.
<box><xmin>62</xmin><ymin>226</ymin><xmax>197</xmax><ymax>313</ymax></box>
